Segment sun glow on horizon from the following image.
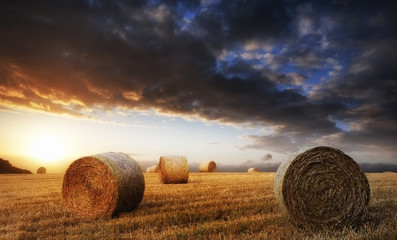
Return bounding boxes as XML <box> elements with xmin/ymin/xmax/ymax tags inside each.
<box><xmin>28</xmin><ymin>134</ymin><xmax>67</xmax><ymax>164</ymax></box>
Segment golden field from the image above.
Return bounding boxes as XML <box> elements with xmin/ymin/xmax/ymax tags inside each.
<box><xmin>0</xmin><ymin>172</ymin><xmax>396</xmax><ymax>239</ymax></box>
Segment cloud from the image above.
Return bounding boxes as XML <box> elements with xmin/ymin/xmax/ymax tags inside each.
<box><xmin>241</xmin><ymin>134</ymin><xmax>304</xmax><ymax>154</ymax></box>
<box><xmin>309</xmin><ymin>38</ymin><xmax>397</xmax><ymax>155</ymax></box>
<box><xmin>260</xmin><ymin>153</ymin><xmax>272</xmax><ymax>162</ymax></box>
<box><xmin>1</xmin><ymin>0</ymin><xmax>396</xmax><ymax>162</ymax></box>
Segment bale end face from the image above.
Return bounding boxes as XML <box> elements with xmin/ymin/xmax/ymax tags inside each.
<box><xmin>62</xmin><ymin>152</ymin><xmax>145</xmax><ymax>218</ymax></box>
<box><xmin>274</xmin><ymin>146</ymin><xmax>370</xmax><ymax>230</ymax></box>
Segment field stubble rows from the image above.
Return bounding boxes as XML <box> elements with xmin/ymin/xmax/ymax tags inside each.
<box><xmin>0</xmin><ymin>172</ymin><xmax>396</xmax><ymax>239</ymax></box>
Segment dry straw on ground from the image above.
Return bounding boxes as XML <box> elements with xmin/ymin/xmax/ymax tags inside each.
<box><xmin>199</xmin><ymin>161</ymin><xmax>217</xmax><ymax>172</ymax></box>
<box><xmin>158</xmin><ymin>156</ymin><xmax>189</xmax><ymax>184</ymax></box>
<box><xmin>248</xmin><ymin>168</ymin><xmax>259</xmax><ymax>172</ymax></box>
<box><xmin>62</xmin><ymin>152</ymin><xmax>145</xmax><ymax>218</ymax></box>
<box><xmin>274</xmin><ymin>146</ymin><xmax>370</xmax><ymax>230</ymax></box>
<box><xmin>36</xmin><ymin>167</ymin><xmax>46</xmax><ymax>174</ymax></box>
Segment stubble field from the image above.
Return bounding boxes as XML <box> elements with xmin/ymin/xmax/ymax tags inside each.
<box><xmin>0</xmin><ymin>172</ymin><xmax>396</xmax><ymax>239</ymax></box>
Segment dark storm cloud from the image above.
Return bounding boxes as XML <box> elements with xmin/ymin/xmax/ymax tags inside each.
<box><xmin>1</xmin><ymin>0</ymin><xmax>396</xmax><ymax>161</ymax></box>
<box><xmin>217</xmin><ymin>0</ymin><xmax>291</xmax><ymax>40</ymax></box>
<box><xmin>306</xmin><ymin>38</ymin><xmax>397</xmax><ymax>159</ymax></box>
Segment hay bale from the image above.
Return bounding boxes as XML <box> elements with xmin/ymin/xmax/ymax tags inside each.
<box><xmin>151</xmin><ymin>165</ymin><xmax>159</xmax><ymax>173</ymax></box>
<box><xmin>37</xmin><ymin>167</ymin><xmax>46</xmax><ymax>174</ymax></box>
<box><xmin>274</xmin><ymin>146</ymin><xmax>370</xmax><ymax>229</ymax></box>
<box><xmin>199</xmin><ymin>161</ymin><xmax>217</xmax><ymax>172</ymax></box>
<box><xmin>62</xmin><ymin>152</ymin><xmax>145</xmax><ymax>218</ymax></box>
<box><xmin>248</xmin><ymin>168</ymin><xmax>259</xmax><ymax>172</ymax></box>
<box><xmin>158</xmin><ymin>156</ymin><xmax>189</xmax><ymax>184</ymax></box>
<box><xmin>146</xmin><ymin>165</ymin><xmax>159</xmax><ymax>173</ymax></box>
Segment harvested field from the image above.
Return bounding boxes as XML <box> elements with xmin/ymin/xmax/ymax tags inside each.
<box><xmin>0</xmin><ymin>172</ymin><xmax>396</xmax><ymax>239</ymax></box>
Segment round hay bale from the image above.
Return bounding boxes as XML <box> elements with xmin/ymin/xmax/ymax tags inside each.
<box><xmin>37</xmin><ymin>167</ymin><xmax>46</xmax><ymax>174</ymax></box>
<box><xmin>62</xmin><ymin>152</ymin><xmax>145</xmax><ymax>218</ymax></box>
<box><xmin>146</xmin><ymin>165</ymin><xmax>159</xmax><ymax>173</ymax></box>
<box><xmin>199</xmin><ymin>161</ymin><xmax>217</xmax><ymax>172</ymax></box>
<box><xmin>248</xmin><ymin>168</ymin><xmax>259</xmax><ymax>173</ymax></box>
<box><xmin>158</xmin><ymin>156</ymin><xmax>189</xmax><ymax>184</ymax></box>
<box><xmin>274</xmin><ymin>146</ymin><xmax>370</xmax><ymax>229</ymax></box>
<box><xmin>151</xmin><ymin>165</ymin><xmax>159</xmax><ymax>173</ymax></box>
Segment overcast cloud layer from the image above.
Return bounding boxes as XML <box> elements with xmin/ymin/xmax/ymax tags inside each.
<box><xmin>1</xmin><ymin>0</ymin><xmax>396</xmax><ymax>162</ymax></box>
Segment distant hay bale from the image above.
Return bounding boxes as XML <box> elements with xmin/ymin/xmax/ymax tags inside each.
<box><xmin>146</xmin><ymin>165</ymin><xmax>159</xmax><ymax>173</ymax></box>
<box><xmin>150</xmin><ymin>165</ymin><xmax>159</xmax><ymax>173</ymax></box>
<box><xmin>37</xmin><ymin>167</ymin><xmax>46</xmax><ymax>174</ymax></box>
<box><xmin>199</xmin><ymin>161</ymin><xmax>217</xmax><ymax>172</ymax></box>
<box><xmin>62</xmin><ymin>152</ymin><xmax>145</xmax><ymax>218</ymax></box>
<box><xmin>274</xmin><ymin>146</ymin><xmax>370</xmax><ymax>229</ymax></box>
<box><xmin>158</xmin><ymin>156</ymin><xmax>189</xmax><ymax>184</ymax></box>
<box><xmin>248</xmin><ymin>168</ymin><xmax>259</xmax><ymax>172</ymax></box>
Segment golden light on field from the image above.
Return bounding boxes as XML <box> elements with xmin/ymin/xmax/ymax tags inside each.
<box><xmin>28</xmin><ymin>134</ymin><xmax>66</xmax><ymax>164</ymax></box>
<box><xmin>1</xmin><ymin>172</ymin><xmax>396</xmax><ymax>239</ymax></box>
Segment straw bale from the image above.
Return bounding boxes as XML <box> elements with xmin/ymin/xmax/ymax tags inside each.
<box><xmin>199</xmin><ymin>161</ymin><xmax>217</xmax><ymax>172</ymax></box>
<box><xmin>146</xmin><ymin>165</ymin><xmax>159</xmax><ymax>173</ymax></box>
<box><xmin>248</xmin><ymin>168</ymin><xmax>259</xmax><ymax>172</ymax></box>
<box><xmin>274</xmin><ymin>146</ymin><xmax>370</xmax><ymax>229</ymax></box>
<box><xmin>158</xmin><ymin>156</ymin><xmax>189</xmax><ymax>184</ymax></box>
<box><xmin>37</xmin><ymin>167</ymin><xmax>46</xmax><ymax>174</ymax></box>
<box><xmin>151</xmin><ymin>165</ymin><xmax>159</xmax><ymax>173</ymax></box>
<box><xmin>62</xmin><ymin>152</ymin><xmax>145</xmax><ymax>218</ymax></box>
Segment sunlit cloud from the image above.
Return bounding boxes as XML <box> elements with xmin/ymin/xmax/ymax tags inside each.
<box><xmin>1</xmin><ymin>0</ymin><xmax>396</xmax><ymax>165</ymax></box>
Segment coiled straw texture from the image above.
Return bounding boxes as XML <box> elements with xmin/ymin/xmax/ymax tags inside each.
<box><xmin>62</xmin><ymin>152</ymin><xmax>145</xmax><ymax>218</ymax></box>
<box><xmin>274</xmin><ymin>146</ymin><xmax>370</xmax><ymax>229</ymax></box>
<box><xmin>158</xmin><ymin>156</ymin><xmax>189</xmax><ymax>184</ymax></box>
<box><xmin>199</xmin><ymin>161</ymin><xmax>217</xmax><ymax>172</ymax></box>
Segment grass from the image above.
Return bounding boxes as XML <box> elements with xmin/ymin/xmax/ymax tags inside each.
<box><xmin>0</xmin><ymin>172</ymin><xmax>396</xmax><ymax>239</ymax></box>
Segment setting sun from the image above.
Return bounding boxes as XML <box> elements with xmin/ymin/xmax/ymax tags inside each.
<box><xmin>29</xmin><ymin>134</ymin><xmax>66</xmax><ymax>164</ymax></box>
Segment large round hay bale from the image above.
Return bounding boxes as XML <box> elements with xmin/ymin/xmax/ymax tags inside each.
<box><xmin>199</xmin><ymin>161</ymin><xmax>217</xmax><ymax>172</ymax></box>
<box><xmin>37</xmin><ymin>167</ymin><xmax>46</xmax><ymax>174</ymax></box>
<box><xmin>274</xmin><ymin>146</ymin><xmax>370</xmax><ymax>229</ymax></box>
<box><xmin>248</xmin><ymin>168</ymin><xmax>259</xmax><ymax>172</ymax></box>
<box><xmin>158</xmin><ymin>156</ymin><xmax>189</xmax><ymax>184</ymax></box>
<box><xmin>62</xmin><ymin>152</ymin><xmax>145</xmax><ymax>218</ymax></box>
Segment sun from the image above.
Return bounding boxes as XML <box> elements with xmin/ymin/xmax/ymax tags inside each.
<box><xmin>29</xmin><ymin>134</ymin><xmax>66</xmax><ymax>163</ymax></box>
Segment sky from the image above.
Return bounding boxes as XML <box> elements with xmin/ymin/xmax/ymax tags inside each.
<box><xmin>1</xmin><ymin>0</ymin><xmax>396</xmax><ymax>173</ymax></box>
